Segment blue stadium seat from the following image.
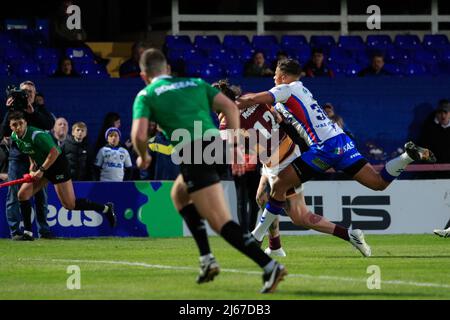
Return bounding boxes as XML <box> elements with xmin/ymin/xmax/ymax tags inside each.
<box><xmin>35</xmin><ymin>48</ymin><xmax>59</xmax><ymax>63</ymax></box>
<box><xmin>4</xmin><ymin>47</ymin><xmax>27</xmax><ymax>62</ymax></box>
<box><xmin>403</xmin><ymin>63</ymin><xmax>427</xmax><ymax>76</ymax></box>
<box><xmin>310</xmin><ymin>35</ymin><xmax>336</xmax><ymax>51</ymax></box>
<box><xmin>194</xmin><ymin>35</ymin><xmax>222</xmax><ymax>52</ymax></box>
<box><xmin>251</xmin><ymin>35</ymin><xmax>278</xmax><ymax>50</ymax></box>
<box><xmin>39</xmin><ymin>62</ymin><xmax>58</xmax><ymax>76</ymax></box>
<box><xmin>0</xmin><ymin>32</ymin><xmax>17</xmax><ymax>48</ymax></box>
<box><xmin>223</xmin><ymin>35</ymin><xmax>250</xmax><ymax>49</ymax></box>
<box><xmin>185</xmin><ymin>62</ymin><xmax>203</xmax><ymax>77</ymax></box>
<box><xmin>0</xmin><ymin>63</ymin><xmax>9</xmax><ymax>76</ymax></box>
<box><xmin>15</xmin><ymin>61</ymin><xmax>41</xmax><ymax>76</ymax></box>
<box><xmin>200</xmin><ymin>63</ymin><xmax>223</xmax><ymax>78</ymax></box>
<box><xmin>281</xmin><ymin>35</ymin><xmax>308</xmax><ymax>49</ymax></box>
<box><xmin>183</xmin><ymin>49</ymin><xmax>208</xmax><ymax>63</ymax></box>
<box><xmin>209</xmin><ymin>48</ymin><xmax>239</xmax><ymax>64</ymax></box>
<box><xmin>165</xmin><ymin>35</ymin><xmax>192</xmax><ymax>50</ymax></box>
<box><xmin>414</xmin><ymin>49</ymin><xmax>439</xmax><ymax>64</ymax></box>
<box><xmin>345</xmin><ymin>63</ymin><xmax>364</xmax><ymax>77</ymax></box>
<box><xmin>338</xmin><ymin>35</ymin><xmax>365</xmax><ymax>51</ymax></box>
<box><xmin>383</xmin><ymin>63</ymin><xmax>403</xmax><ymax>76</ymax></box>
<box><xmin>35</xmin><ymin>19</ymin><xmax>50</xmax><ymax>42</ymax></box>
<box><xmin>385</xmin><ymin>47</ymin><xmax>412</xmax><ymax>64</ymax></box>
<box><xmin>394</xmin><ymin>35</ymin><xmax>422</xmax><ymax>50</ymax></box>
<box><xmin>223</xmin><ymin>63</ymin><xmax>244</xmax><ymax>77</ymax></box>
<box><xmin>233</xmin><ymin>45</ymin><xmax>255</xmax><ymax>62</ymax></box>
<box><xmin>327</xmin><ymin>47</ymin><xmax>353</xmax><ymax>65</ymax></box>
<box><xmin>77</xmin><ymin>63</ymin><xmax>109</xmax><ymax>77</ymax></box>
<box><xmin>423</xmin><ymin>34</ymin><xmax>449</xmax><ymax>49</ymax></box>
<box><xmin>285</xmin><ymin>44</ymin><xmax>311</xmax><ymax>64</ymax></box>
<box><xmin>366</xmin><ymin>35</ymin><xmax>392</xmax><ymax>49</ymax></box>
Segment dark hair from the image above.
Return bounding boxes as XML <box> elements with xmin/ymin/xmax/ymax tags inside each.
<box><xmin>312</xmin><ymin>48</ymin><xmax>324</xmax><ymax>55</ymax></box>
<box><xmin>212</xmin><ymin>80</ymin><xmax>241</xmax><ymax>101</ymax></box>
<box><xmin>277</xmin><ymin>59</ymin><xmax>302</xmax><ymax>77</ymax></box>
<box><xmin>371</xmin><ymin>51</ymin><xmax>384</xmax><ymax>59</ymax></box>
<box><xmin>139</xmin><ymin>48</ymin><xmax>167</xmax><ymax>75</ymax></box>
<box><xmin>8</xmin><ymin>111</ymin><xmax>25</xmax><ymax>122</ymax></box>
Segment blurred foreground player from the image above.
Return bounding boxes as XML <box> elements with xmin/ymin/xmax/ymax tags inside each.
<box><xmin>131</xmin><ymin>48</ymin><xmax>287</xmax><ymax>293</ymax></box>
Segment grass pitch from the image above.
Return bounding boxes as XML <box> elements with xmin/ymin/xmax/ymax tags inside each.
<box><xmin>0</xmin><ymin>235</ymin><xmax>449</xmax><ymax>300</ymax></box>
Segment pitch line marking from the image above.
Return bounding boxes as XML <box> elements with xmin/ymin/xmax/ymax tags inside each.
<box><xmin>24</xmin><ymin>258</ymin><xmax>450</xmax><ymax>290</ymax></box>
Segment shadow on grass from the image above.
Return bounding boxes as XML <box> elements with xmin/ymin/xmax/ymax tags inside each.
<box><xmin>326</xmin><ymin>255</ymin><xmax>450</xmax><ymax>259</ymax></box>
<box><xmin>282</xmin><ymin>290</ymin><xmax>442</xmax><ymax>299</ymax></box>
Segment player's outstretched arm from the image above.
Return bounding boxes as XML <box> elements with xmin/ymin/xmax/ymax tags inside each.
<box><xmin>236</xmin><ymin>92</ymin><xmax>275</xmax><ymax>109</ymax></box>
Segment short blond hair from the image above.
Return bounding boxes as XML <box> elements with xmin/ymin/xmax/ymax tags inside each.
<box><xmin>72</xmin><ymin>122</ymin><xmax>87</xmax><ymax>132</ymax></box>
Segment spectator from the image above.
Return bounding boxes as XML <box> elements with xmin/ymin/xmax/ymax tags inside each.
<box><xmin>244</xmin><ymin>51</ymin><xmax>274</xmax><ymax>77</ymax></box>
<box><xmin>62</xmin><ymin>122</ymin><xmax>94</xmax><ymax>181</ymax></box>
<box><xmin>419</xmin><ymin>99</ymin><xmax>450</xmax><ymax>163</ymax></box>
<box><xmin>303</xmin><ymin>48</ymin><xmax>334</xmax><ymax>78</ymax></box>
<box><xmin>52</xmin><ymin>0</ymin><xmax>87</xmax><ymax>48</ymax></box>
<box><xmin>53</xmin><ymin>117</ymin><xmax>69</xmax><ymax>147</ymax></box>
<box><xmin>323</xmin><ymin>103</ymin><xmax>355</xmax><ymax>139</ymax></box>
<box><xmin>0</xmin><ymin>81</ymin><xmax>55</xmax><ymax>240</ymax></box>
<box><xmin>271</xmin><ymin>51</ymin><xmax>289</xmax><ymax>72</ymax></box>
<box><xmin>358</xmin><ymin>53</ymin><xmax>391</xmax><ymax>77</ymax></box>
<box><xmin>35</xmin><ymin>92</ymin><xmax>45</xmax><ymax>107</ymax></box>
<box><xmin>120</xmin><ymin>41</ymin><xmax>152</xmax><ymax>78</ymax></box>
<box><xmin>94</xmin><ymin>112</ymin><xmax>121</xmax><ymax>154</ymax></box>
<box><xmin>52</xmin><ymin>57</ymin><xmax>80</xmax><ymax>78</ymax></box>
<box><xmin>148</xmin><ymin>130</ymin><xmax>180</xmax><ymax>181</ymax></box>
<box><xmin>94</xmin><ymin>127</ymin><xmax>132</xmax><ymax>182</ymax></box>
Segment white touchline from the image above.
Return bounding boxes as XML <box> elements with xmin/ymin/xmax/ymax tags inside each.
<box><xmin>23</xmin><ymin>258</ymin><xmax>450</xmax><ymax>290</ymax></box>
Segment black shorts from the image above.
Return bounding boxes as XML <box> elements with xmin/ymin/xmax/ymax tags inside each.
<box><xmin>44</xmin><ymin>153</ymin><xmax>72</xmax><ymax>185</ymax></box>
<box><xmin>291</xmin><ymin>156</ymin><xmax>368</xmax><ymax>183</ymax></box>
<box><xmin>178</xmin><ymin>138</ymin><xmax>231</xmax><ymax>193</ymax></box>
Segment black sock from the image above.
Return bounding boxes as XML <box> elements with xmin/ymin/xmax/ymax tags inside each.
<box><xmin>75</xmin><ymin>199</ymin><xmax>105</xmax><ymax>213</ymax></box>
<box><xmin>333</xmin><ymin>225</ymin><xmax>350</xmax><ymax>241</ymax></box>
<box><xmin>180</xmin><ymin>204</ymin><xmax>211</xmax><ymax>256</ymax></box>
<box><xmin>19</xmin><ymin>201</ymin><xmax>32</xmax><ymax>232</ymax></box>
<box><xmin>220</xmin><ymin>221</ymin><xmax>272</xmax><ymax>268</ymax></box>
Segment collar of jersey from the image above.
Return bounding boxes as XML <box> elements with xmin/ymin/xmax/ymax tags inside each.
<box><xmin>151</xmin><ymin>75</ymin><xmax>172</xmax><ymax>84</ymax></box>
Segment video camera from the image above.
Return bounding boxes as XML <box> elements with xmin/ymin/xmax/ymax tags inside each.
<box><xmin>5</xmin><ymin>85</ymin><xmax>29</xmax><ymax>112</ymax></box>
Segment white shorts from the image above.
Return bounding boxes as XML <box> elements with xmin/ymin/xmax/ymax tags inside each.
<box><xmin>261</xmin><ymin>145</ymin><xmax>304</xmax><ymax>195</ymax></box>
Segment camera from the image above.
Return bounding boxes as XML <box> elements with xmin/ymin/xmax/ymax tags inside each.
<box><xmin>5</xmin><ymin>85</ymin><xmax>29</xmax><ymax>112</ymax></box>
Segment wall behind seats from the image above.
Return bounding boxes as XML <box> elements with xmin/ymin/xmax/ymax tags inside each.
<box><xmin>0</xmin><ymin>76</ymin><xmax>448</xmax><ymax>154</ymax></box>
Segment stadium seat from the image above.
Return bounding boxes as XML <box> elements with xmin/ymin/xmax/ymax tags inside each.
<box><xmin>423</xmin><ymin>34</ymin><xmax>449</xmax><ymax>49</ymax></box>
<box><xmin>223</xmin><ymin>35</ymin><xmax>250</xmax><ymax>49</ymax></box>
<box><xmin>223</xmin><ymin>63</ymin><xmax>244</xmax><ymax>77</ymax></box>
<box><xmin>15</xmin><ymin>61</ymin><xmax>41</xmax><ymax>76</ymax></box>
<box><xmin>327</xmin><ymin>47</ymin><xmax>353</xmax><ymax>65</ymax></box>
<box><xmin>35</xmin><ymin>19</ymin><xmax>50</xmax><ymax>42</ymax></box>
<box><xmin>280</xmin><ymin>35</ymin><xmax>308</xmax><ymax>50</ymax></box>
<box><xmin>413</xmin><ymin>49</ymin><xmax>439</xmax><ymax>65</ymax></box>
<box><xmin>200</xmin><ymin>63</ymin><xmax>223</xmax><ymax>78</ymax></box>
<box><xmin>366</xmin><ymin>35</ymin><xmax>392</xmax><ymax>49</ymax></box>
<box><xmin>194</xmin><ymin>35</ymin><xmax>222</xmax><ymax>52</ymax></box>
<box><xmin>385</xmin><ymin>47</ymin><xmax>412</xmax><ymax>64</ymax></box>
<box><xmin>183</xmin><ymin>49</ymin><xmax>208</xmax><ymax>63</ymax></box>
<box><xmin>39</xmin><ymin>62</ymin><xmax>58</xmax><ymax>76</ymax></box>
<box><xmin>310</xmin><ymin>35</ymin><xmax>336</xmax><ymax>51</ymax></box>
<box><xmin>165</xmin><ymin>35</ymin><xmax>192</xmax><ymax>50</ymax></box>
<box><xmin>383</xmin><ymin>63</ymin><xmax>403</xmax><ymax>75</ymax></box>
<box><xmin>0</xmin><ymin>32</ymin><xmax>17</xmax><ymax>48</ymax></box>
<box><xmin>403</xmin><ymin>63</ymin><xmax>427</xmax><ymax>76</ymax></box>
<box><xmin>285</xmin><ymin>44</ymin><xmax>311</xmax><ymax>64</ymax></box>
<box><xmin>209</xmin><ymin>48</ymin><xmax>239</xmax><ymax>64</ymax></box>
<box><xmin>233</xmin><ymin>45</ymin><xmax>256</xmax><ymax>62</ymax></box>
<box><xmin>251</xmin><ymin>35</ymin><xmax>278</xmax><ymax>50</ymax></box>
<box><xmin>34</xmin><ymin>47</ymin><xmax>59</xmax><ymax>63</ymax></box>
<box><xmin>338</xmin><ymin>35</ymin><xmax>366</xmax><ymax>51</ymax></box>
<box><xmin>345</xmin><ymin>63</ymin><xmax>364</xmax><ymax>77</ymax></box>
<box><xmin>65</xmin><ymin>47</ymin><xmax>94</xmax><ymax>63</ymax></box>
<box><xmin>394</xmin><ymin>35</ymin><xmax>422</xmax><ymax>50</ymax></box>
<box><xmin>77</xmin><ymin>63</ymin><xmax>109</xmax><ymax>77</ymax></box>
<box><xmin>4</xmin><ymin>47</ymin><xmax>27</xmax><ymax>63</ymax></box>
<box><xmin>0</xmin><ymin>63</ymin><xmax>9</xmax><ymax>76</ymax></box>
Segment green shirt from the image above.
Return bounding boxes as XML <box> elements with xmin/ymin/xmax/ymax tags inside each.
<box><xmin>11</xmin><ymin>126</ymin><xmax>61</xmax><ymax>167</ymax></box>
<box><xmin>133</xmin><ymin>76</ymin><xmax>220</xmax><ymax>147</ymax></box>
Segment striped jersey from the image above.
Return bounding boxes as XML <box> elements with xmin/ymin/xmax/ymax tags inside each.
<box><xmin>268</xmin><ymin>81</ymin><xmax>343</xmax><ymax>146</ymax></box>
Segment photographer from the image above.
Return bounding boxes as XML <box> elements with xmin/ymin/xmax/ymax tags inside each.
<box><xmin>0</xmin><ymin>81</ymin><xmax>55</xmax><ymax>240</ymax></box>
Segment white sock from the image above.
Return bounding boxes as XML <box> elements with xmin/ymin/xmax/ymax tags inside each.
<box><xmin>200</xmin><ymin>254</ymin><xmax>213</xmax><ymax>264</ymax></box>
<box><xmin>103</xmin><ymin>205</ymin><xmax>109</xmax><ymax>213</ymax></box>
<box><xmin>24</xmin><ymin>231</ymin><xmax>33</xmax><ymax>237</ymax></box>
<box><xmin>252</xmin><ymin>209</ymin><xmax>279</xmax><ymax>242</ymax></box>
<box><xmin>263</xmin><ymin>260</ymin><xmax>276</xmax><ymax>273</ymax></box>
<box><xmin>385</xmin><ymin>152</ymin><xmax>414</xmax><ymax>177</ymax></box>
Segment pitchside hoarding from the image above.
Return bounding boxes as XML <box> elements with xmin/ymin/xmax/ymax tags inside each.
<box><xmin>0</xmin><ymin>180</ymin><xmax>448</xmax><ymax>238</ymax></box>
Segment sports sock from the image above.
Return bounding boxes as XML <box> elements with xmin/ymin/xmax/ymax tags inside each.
<box><xmin>269</xmin><ymin>235</ymin><xmax>282</xmax><ymax>250</ymax></box>
<box><xmin>74</xmin><ymin>199</ymin><xmax>106</xmax><ymax>213</ymax></box>
<box><xmin>333</xmin><ymin>225</ymin><xmax>350</xmax><ymax>241</ymax></box>
<box><xmin>381</xmin><ymin>152</ymin><xmax>414</xmax><ymax>182</ymax></box>
<box><xmin>220</xmin><ymin>221</ymin><xmax>272</xmax><ymax>268</ymax></box>
<box><xmin>252</xmin><ymin>198</ymin><xmax>285</xmax><ymax>242</ymax></box>
<box><xmin>180</xmin><ymin>204</ymin><xmax>211</xmax><ymax>257</ymax></box>
<box><xmin>19</xmin><ymin>201</ymin><xmax>32</xmax><ymax>232</ymax></box>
